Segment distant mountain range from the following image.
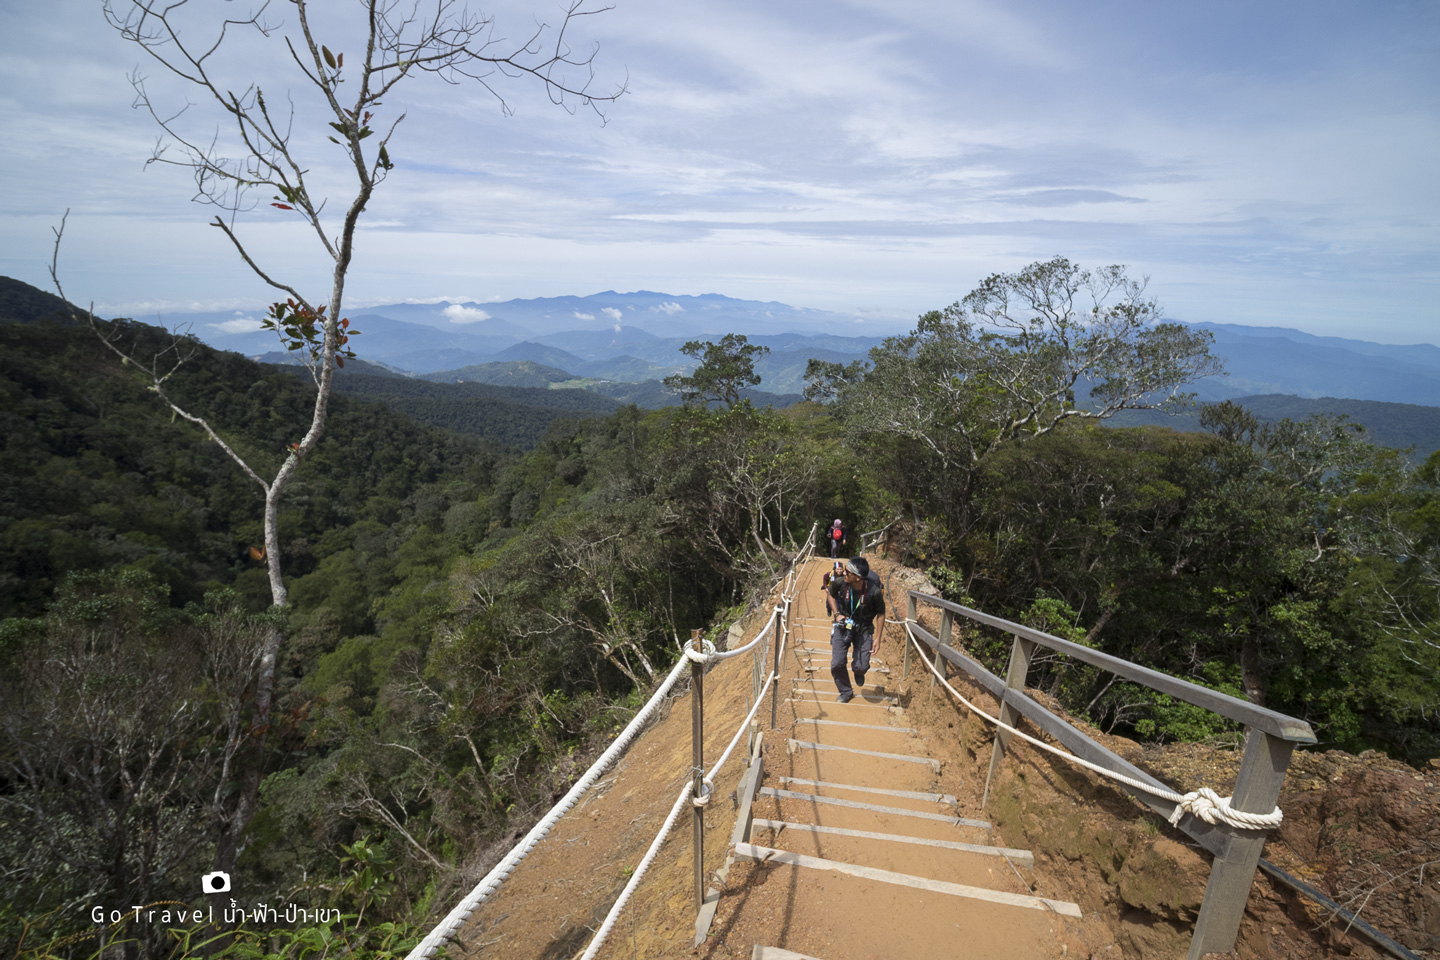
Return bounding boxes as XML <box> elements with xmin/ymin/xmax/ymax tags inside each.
<box><xmin>153</xmin><ymin>290</ymin><xmax>1440</xmax><ymax>408</ymax></box>
<box><xmin>4</xmin><ymin>275</ymin><xmax>1438</xmax><ymax>455</ymax></box>
<box><xmin>1109</xmin><ymin>396</ymin><xmax>1440</xmax><ymax>460</ymax></box>
<box><xmin>1187</xmin><ymin>323</ymin><xmax>1440</xmax><ymax>406</ymax></box>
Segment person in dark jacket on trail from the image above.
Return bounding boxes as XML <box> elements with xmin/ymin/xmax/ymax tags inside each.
<box><xmin>828</xmin><ymin>518</ymin><xmax>846</xmax><ymax>558</ymax></box>
<box><xmin>826</xmin><ymin>556</ymin><xmax>886</xmax><ymax>703</ymax></box>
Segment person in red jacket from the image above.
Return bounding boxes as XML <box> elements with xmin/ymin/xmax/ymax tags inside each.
<box><xmin>827</xmin><ymin>518</ymin><xmax>846</xmax><ymax>558</ymax></box>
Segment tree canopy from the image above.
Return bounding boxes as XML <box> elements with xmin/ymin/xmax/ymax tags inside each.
<box><xmin>664</xmin><ymin>333</ymin><xmax>771</xmax><ymax>407</ymax></box>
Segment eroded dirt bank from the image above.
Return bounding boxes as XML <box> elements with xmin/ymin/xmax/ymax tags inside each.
<box><xmin>895</xmin><ymin>555</ymin><xmax>1439</xmax><ymax>960</ymax></box>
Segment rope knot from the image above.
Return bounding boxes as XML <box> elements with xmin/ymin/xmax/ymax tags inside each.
<box><xmin>683</xmin><ymin>638</ymin><xmax>717</xmax><ymax>663</ymax></box>
<box><xmin>1168</xmin><ymin>787</ymin><xmax>1283</xmax><ymax>830</ymax></box>
<box><xmin>691</xmin><ymin>777</ymin><xmax>714</xmax><ymax>808</ymax></box>
<box><xmin>1170</xmin><ymin>787</ymin><xmax>1226</xmax><ymax>825</ymax></box>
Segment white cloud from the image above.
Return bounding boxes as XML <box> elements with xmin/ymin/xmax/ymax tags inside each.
<box><xmin>654</xmin><ymin>301</ymin><xmax>684</xmax><ymax>315</ymax></box>
<box><xmin>602</xmin><ymin>307</ymin><xmax>623</xmax><ymax>321</ymax></box>
<box><xmin>209</xmin><ymin>317</ymin><xmax>265</xmax><ymax>334</ymax></box>
<box><xmin>573</xmin><ymin>310</ymin><xmax>596</xmax><ymax>320</ymax></box>
<box><xmin>443</xmin><ymin>304</ymin><xmax>491</xmax><ymax>324</ymax></box>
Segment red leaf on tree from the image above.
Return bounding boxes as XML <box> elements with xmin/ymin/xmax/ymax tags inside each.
<box><xmin>271</xmin><ymin>202</ymin><xmax>293</xmax><ymax>210</ymax></box>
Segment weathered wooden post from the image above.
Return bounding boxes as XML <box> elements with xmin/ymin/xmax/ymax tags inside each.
<box><xmin>689</xmin><ymin>629</ymin><xmax>706</xmax><ymax>911</ymax></box>
<box><xmin>771</xmin><ymin>603</ymin><xmax>785</xmax><ymax>729</ymax></box>
<box><xmin>1186</xmin><ymin>728</ymin><xmax>1295</xmax><ymax>959</ymax></box>
<box><xmin>903</xmin><ymin>594</ymin><xmax>917</xmax><ymax>679</ymax></box>
<box><xmin>929</xmin><ymin>609</ymin><xmax>953</xmax><ymax>699</ymax></box>
<box><xmin>982</xmin><ymin>633</ymin><xmax>1036</xmax><ymax>808</ymax></box>
<box><xmin>751</xmin><ymin>637</ymin><xmax>762</xmax><ymax>708</ymax></box>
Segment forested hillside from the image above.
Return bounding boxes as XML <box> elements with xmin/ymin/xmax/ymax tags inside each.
<box><xmin>4</xmin><ymin>261</ymin><xmax>1440</xmax><ymax>959</ymax></box>
<box><xmin>327</xmin><ymin>372</ymin><xmax>621</xmax><ymax>449</ymax></box>
<box><xmin>0</xmin><ymin>320</ymin><xmax>488</xmax><ymax>617</ymax></box>
<box><xmin>1</xmin><ymin>307</ymin><xmax>847</xmax><ymax>958</ymax></box>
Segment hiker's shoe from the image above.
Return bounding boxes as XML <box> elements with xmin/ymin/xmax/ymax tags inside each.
<box><xmin>854</xmin><ymin>673</ymin><xmax>866</xmax><ymax>686</ymax></box>
<box><xmin>836</xmin><ymin>692</ymin><xmax>854</xmax><ymax>703</ymax></box>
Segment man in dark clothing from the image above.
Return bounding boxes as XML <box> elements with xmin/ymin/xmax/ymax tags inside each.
<box><xmin>827</xmin><ymin>556</ymin><xmax>886</xmax><ymax>703</ymax></box>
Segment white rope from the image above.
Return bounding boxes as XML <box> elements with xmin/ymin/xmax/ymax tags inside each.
<box><xmin>403</xmin><ymin>652</ymin><xmax>693</xmax><ymax>960</ymax></box>
<box><xmin>702</xmin><ymin>607</ymin><xmax>779</xmax><ymax>662</ymax></box>
<box><xmin>684</xmin><ymin>638</ymin><xmax>718</xmax><ymax>662</ymax></box>
<box><xmin>578</xmin><ymin>554</ymin><xmax>807</xmax><ymax>960</ymax></box>
<box><xmin>708</xmin><ymin>660</ymin><xmax>780</xmax><ymax>784</ymax></box>
<box><xmin>902</xmin><ymin>621</ymin><xmax>1283</xmax><ymax>831</ymax></box>
<box><xmin>413</xmin><ymin>540</ymin><xmax>817</xmax><ymax>960</ymax></box>
<box><xmin>577</xmin><ymin>782</ymin><xmax>693</xmax><ymax>960</ymax></box>
<box><xmin>577</xmin><ymin>669</ymin><xmax>785</xmax><ymax>960</ymax></box>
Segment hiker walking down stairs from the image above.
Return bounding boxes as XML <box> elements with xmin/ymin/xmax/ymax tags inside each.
<box><xmin>827</xmin><ymin>556</ymin><xmax>886</xmax><ymax>703</ymax></box>
<box><xmin>827</xmin><ymin>518</ymin><xmax>847</xmax><ymax>558</ymax></box>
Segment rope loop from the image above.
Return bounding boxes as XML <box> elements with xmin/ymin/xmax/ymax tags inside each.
<box><xmin>691</xmin><ymin>777</ymin><xmax>715</xmax><ymax>808</ymax></box>
<box><xmin>1168</xmin><ymin>786</ymin><xmax>1282</xmax><ymax>829</ymax></box>
<box><xmin>683</xmin><ymin>638</ymin><xmax>718</xmax><ymax>663</ymax></box>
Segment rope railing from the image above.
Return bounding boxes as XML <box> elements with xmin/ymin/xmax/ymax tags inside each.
<box><xmin>578</xmin><ymin>626</ymin><xmax>792</xmax><ymax>960</ymax></box>
<box><xmin>407</xmin><ymin>524</ymin><xmax>817</xmax><ymax>960</ymax></box>
<box><xmin>902</xmin><ymin>621</ymin><xmax>1283</xmax><ymax>830</ymax></box>
<box><xmin>403</xmin><ymin>652</ymin><xmax>694</xmax><ymax>960</ymax></box>
<box><xmin>577</xmin><ymin>527</ymin><xmax>816</xmax><ymax>960</ymax></box>
<box><xmin>899</xmin><ymin>588</ymin><xmax>1310</xmax><ymax>960</ymax></box>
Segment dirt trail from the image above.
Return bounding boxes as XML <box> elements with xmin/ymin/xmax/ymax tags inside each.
<box><xmin>448</xmin><ymin>554</ymin><xmax>1433</xmax><ymax>960</ymax></box>
<box><xmin>691</xmin><ymin>557</ymin><xmax>1079</xmax><ymax>960</ymax></box>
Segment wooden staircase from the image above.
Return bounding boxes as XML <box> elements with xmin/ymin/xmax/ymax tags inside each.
<box><xmin>733</xmin><ymin>572</ymin><xmax>1081</xmax><ymax>960</ymax></box>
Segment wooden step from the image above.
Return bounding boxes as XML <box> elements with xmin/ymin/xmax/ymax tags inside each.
<box><xmin>776</xmin><ymin>776</ymin><xmax>953</xmax><ymax>805</ymax></box>
<box><xmin>781</xmin><ymin>746</ymin><xmax>937</xmax><ymax>796</ymax></box>
<box><xmin>754</xmin><ymin>819</ymin><xmax>1035</xmax><ymax>887</ymax></box>
<box><xmin>801</xmin><ymin>664</ymin><xmax>892</xmax><ymax>675</ymax></box>
<box><xmin>785</xmin><ymin>699</ymin><xmax>899</xmax><ymax>717</ymax></box>
<box><xmin>792</xmin><ymin>718</ymin><xmax>915</xmax><ymax>734</ymax></box>
<box><xmin>787</xmin><ymin>739</ymin><xmax>939</xmax><ymax>772</ymax></box>
<box><xmin>787</xmin><ymin>692</ymin><xmax>898</xmax><ymax>706</ymax></box>
<box><xmin>730</xmin><ymin>859</ymin><xmax>1063</xmax><ymax>959</ymax></box>
<box><xmin>753</xmin><ymin>949</ymin><xmax>824</xmax><ymax>960</ymax></box>
<box><xmin>753</xmin><ymin>819</ymin><xmax>1033</xmax><ymax>867</ymax></box>
<box><xmin>734</xmin><ymin>844</ymin><xmax>1081</xmax><ymax>917</ymax></box>
<box><xmin>760</xmin><ymin>787</ymin><xmax>986</xmax><ymax>827</ymax></box>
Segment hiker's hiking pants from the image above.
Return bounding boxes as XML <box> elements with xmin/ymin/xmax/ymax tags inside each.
<box><xmin>830</xmin><ymin>622</ymin><xmax>874</xmax><ymax>698</ymax></box>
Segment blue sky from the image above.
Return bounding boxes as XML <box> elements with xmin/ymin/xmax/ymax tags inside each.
<box><xmin>1</xmin><ymin>0</ymin><xmax>1436</xmax><ymax>342</ymax></box>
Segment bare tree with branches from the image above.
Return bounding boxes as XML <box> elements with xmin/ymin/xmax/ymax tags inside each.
<box><xmin>59</xmin><ymin>0</ymin><xmax>623</xmax><ymax>875</ymax></box>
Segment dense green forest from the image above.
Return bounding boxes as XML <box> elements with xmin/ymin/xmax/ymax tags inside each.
<box><xmin>4</xmin><ymin>264</ymin><xmax>1440</xmax><ymax>959</ymax></box>
<box><xmin>327</xmin><ymin>372</ymin><xmax>621</xmax><ymax>450</ymax></box>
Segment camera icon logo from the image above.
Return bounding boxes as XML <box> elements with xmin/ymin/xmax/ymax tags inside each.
<box><xmin>201</xmin><ymin>871</ymin><xmax>231</xmax><ymax>894</ymax></box>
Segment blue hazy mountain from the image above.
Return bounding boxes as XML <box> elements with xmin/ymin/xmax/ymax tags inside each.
<box><xmin>1188</xmin><ymin>322</ymin><xmax>1440</xmax><ymax>406</ymax></box>
<box><xmin>180</xmin><ymin>312</ymin><xmax>519</xmax><ymax>373</ymax></box>
<box><xmin>82</xmin><ymin>282</ymin><xmax>1440</xmax><ymax>408</ymax></box>
<box><xmin>375</xmin><ymin>291</ymin><xmax>877</xmax><ymax>338</ymax></box>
